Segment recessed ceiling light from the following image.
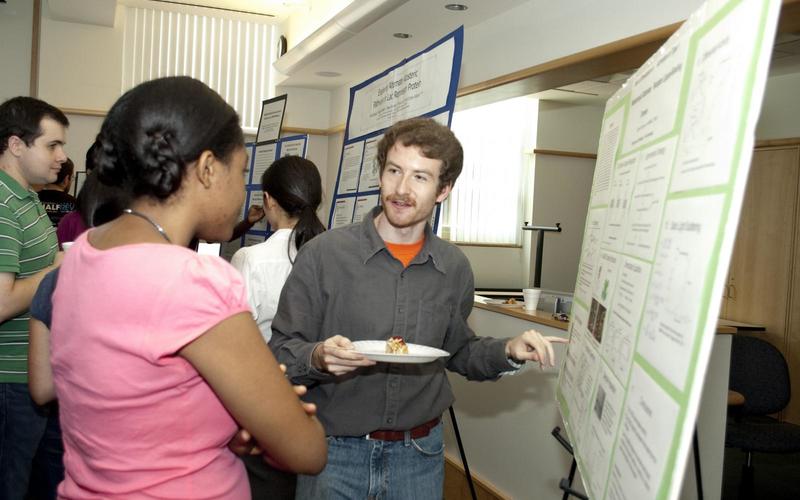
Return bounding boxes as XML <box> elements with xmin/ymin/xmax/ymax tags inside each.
<box><xmin>315</xmin><ymin>71</ymin><xmax>341</xmax><ymax>77</ymax></box>
<box><xmin>393</xmin><ymin>32</ymin><xmax>412</xmax><ymax>39</ymax></box>
<box><xmin>445</xmin><ymin>4</ymin><xmax>468</xmax><ymax>11</ymax></box>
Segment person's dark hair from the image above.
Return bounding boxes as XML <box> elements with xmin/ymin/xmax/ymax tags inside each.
<box><xmin>376</xmin><ymin>117</ymin><xmax>463</xmax><ymax>192</ymax></box>
<box><xmin>55</xmin><ymin>158</ymin><xmax>74</xmax><ymax>186</ymax></box>
<box><xmin>76</xmin><ymin>171</ymin><xmax>132</xmax><ymax>228</ymax></box>
<box><xmin>0</xmin><ymin>96</ymin><xmax>69</xmax><ymax>156</ymax></box>
<box><xmin>261</xmin><ymin>155</ymin><xmax>325</xmax><ymax>262</ymax></box>
<box><xmin>85</xmin><ymin>141</ymin><xmax>101</xmax><ymax>173</ymax></box>
<box><xmin>93</xmin><ymin>76</ymin><xmax>243</xmax><ymax>200</ymax></box>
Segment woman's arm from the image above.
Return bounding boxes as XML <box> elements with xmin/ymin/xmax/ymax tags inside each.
<box><xmin>180</xmin><ymin>312</ymin><xmax>327</xmax><ymax>474</ymax></box>
<box><xmin>29</xmin><ymin>318</ymin><xmax>56</xmax><ymax>405</ymax></box>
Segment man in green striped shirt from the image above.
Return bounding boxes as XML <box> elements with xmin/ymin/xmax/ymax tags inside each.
<box><xmin>0</xmin><ymin>96</ymin><xmax>67</xmax><ymax>498</ymax></box>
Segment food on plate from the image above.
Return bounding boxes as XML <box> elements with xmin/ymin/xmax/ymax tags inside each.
<box><xmin>503</xmin><ymin>298</ymin><xmax>518</xmax><ymax>305</ymax></box>
<box><xmin>385</xmin><ymin>336</ymin><xmax>409</xmax><ymax>354</ymax></box>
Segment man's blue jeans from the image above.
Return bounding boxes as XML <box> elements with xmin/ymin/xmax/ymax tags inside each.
<box><xmin>297</xmin><ymin>422</ymin><xmax>445</xmax><ymax>500</ymax></box>
<box><xmin>0</xmin><ymin>382</ymin><xmax>49</xmax><ymax>500</ymax></box>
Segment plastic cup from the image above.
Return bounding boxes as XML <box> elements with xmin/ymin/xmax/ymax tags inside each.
<box><xmin>522</xmin><ymin>288</ymin><xmax>541</xmax><ymax>311</ymax></box>
<box><xmin>61</xmin><ymin>241</ymin><xmax>74</xmax><ymax>251</ymax></box>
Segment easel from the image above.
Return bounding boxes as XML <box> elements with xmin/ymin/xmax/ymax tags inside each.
<box><xmin>551</xmin><ymin>426</ymin><xmax>705</xmax><ymax>500</ymax></box>
<box><xmin>448</xmin><ymin>406</ymin><xmax>478</xmax><ymax>500</ymax></box>
<box><xmin>552</xmin><ymin>427</ymin><xmax>589</xmax><ymax>500</ymax></box>
<box><xmin>521</xmin><ymin>223</ymin><xmax>562</xmax><ymax>287</ymax></box>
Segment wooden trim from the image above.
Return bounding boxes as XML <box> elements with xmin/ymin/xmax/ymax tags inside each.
<box><xmin>327</xmin><ymin>123</ymin><xmax>345</xmax><ymax>135</ymax></box>
<box><xmin>59</xmin><ymin>108</ymin><xmax>346</xmax><ymax>138</ymax></box>
<box><xmin>473</xmin><ymin>302</ymin><xmax>569</xmax><ymax>330</ymax></box>
<box><xmin>30</xmin><ymin>0</ymin><xmax>41</xmax><ymax>97</ymax></box>
<box><xmin>60</xmin><ymin>107</ymin><xmax>108</xmax><ymax>118</ymax></box>
<box><xmin>779</xmin><ymin>0</ymin><xmax>800</xmax><ymax>34</ymax></box>
<box><xmin>755</xmin><ymin>137</ymin><xmax>800</xmax><ymax>148</ymax></box>
<box><xmin>444</xmin><ymin>453</ymin><xmax>510</xmax><ymax>500</ymax></box>
<box><xmin>456</xmin><ymin>0</ymin><xmax>800</xmax><ymax>99</ymax></box>
<box><xmin>452</xmin><ymin>241</ymin><xmax>522</xmax><ymax>249</ymax></box>
<box><xmin>475</xmin><ymin>301</ymin><xmax>743</xmax><ymax>334</ymax></box>
<box><xmin>282</xmin><ymin>126</ymin><xmax>330</xmax><ymax>136</ymax></box>
<box><xmin>457</xmin><ymin>22</ymin><xmax>681</xmax><ymax>98</ymax></box>
<box><xmin>534</xmin><ymin>149</ymin><xmax>597</xmax><ymax>160</ymax></box>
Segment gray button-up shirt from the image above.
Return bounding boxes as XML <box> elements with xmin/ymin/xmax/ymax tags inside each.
<box><xmin>270</xmin><ymin>207</ymin><xmax>513</xmax><ymax>437</ymax></box>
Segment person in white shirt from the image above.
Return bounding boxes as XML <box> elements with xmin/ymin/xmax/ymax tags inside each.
<box><xmin>230</xmin><ymin>154</ymin><xmax>325</xmax><ymax>499</ymax></box>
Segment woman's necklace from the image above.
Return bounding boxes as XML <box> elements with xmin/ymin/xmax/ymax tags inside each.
<box><xmin>123</xmin><ymin>208</ymin><xmax>172</xmax><ymax>243</ymax></box>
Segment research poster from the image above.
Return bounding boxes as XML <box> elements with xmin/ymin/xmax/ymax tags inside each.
<box><xmin>226</xmin><ymin>135</ymin><xmax>308</xmax><ymax>254</ymax></box>
<box><xmin>556</xmin><ymin>1</ymin><xmax>780</xmax><ymax>499</ymax></box>
<box><xmin>327</xmin><ymin>27</ymin><xmax>463</xmax><ymax>229</ymax></box>
<box><xmin>255</xmin><ymin>95</ymin><xmax>287</xmax><ymax>144</ymax></box>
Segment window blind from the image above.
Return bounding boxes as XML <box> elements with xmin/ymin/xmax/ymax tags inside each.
<box><xmin>122</xmin><ymin>4</ymin><xmax>276</xmax><ymax>131</ymax></box>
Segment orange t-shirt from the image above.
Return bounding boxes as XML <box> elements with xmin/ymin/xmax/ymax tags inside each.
<box><xmin>385</xmin><ymin>238</ymin><xmax>425</xmax><ymax>268</ymax></box>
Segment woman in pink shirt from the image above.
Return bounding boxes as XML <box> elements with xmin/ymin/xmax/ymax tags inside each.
<box><xmin>43</xmin><ymin>76</ymin><xmax>326</xmax><ymax>499</ymax></box>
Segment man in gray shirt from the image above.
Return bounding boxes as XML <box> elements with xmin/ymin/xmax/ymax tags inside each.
<box><xmin>270</xmin><ymin>117</ymin><xmax>565</xmax><ymax>499</ymax></box>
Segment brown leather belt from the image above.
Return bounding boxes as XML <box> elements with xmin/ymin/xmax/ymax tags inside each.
<box><xmin>365</xmin><ymin>417</ymin><xmax>441</xmax><ymax>441</ymax></box>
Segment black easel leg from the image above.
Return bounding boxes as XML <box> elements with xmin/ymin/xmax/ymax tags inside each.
<box><xmin>448</xmin><ymin>406</ymin><xmax>477</xmax><ymax>500</ymax></box>
<box><xmin>693</xmin><ymin>428</ymin><xmax>704</xmax><ymax>500</ymax></box>
<box><xmin>561</xmin><ymin>458</ymin><xmax>579</xmax><ymax>500</ymax></box>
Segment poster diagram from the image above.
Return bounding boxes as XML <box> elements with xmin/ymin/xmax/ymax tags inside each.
<box><xmin>328</xmin><ymin>27</ymin><xmax>463</xmax><ymax>229</ymax></box>
<box><xmin>556</xmin><ymin>1</ymin><xmax>780</xmax><ymax>499</ymax></box>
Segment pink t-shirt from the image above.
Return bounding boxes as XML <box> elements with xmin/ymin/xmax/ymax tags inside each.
<box><xmin>51</xmin><ymin>232</ymin><xmax>251</xmax><ymax>499</ymax></box>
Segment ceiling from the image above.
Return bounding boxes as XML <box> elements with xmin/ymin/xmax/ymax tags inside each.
<box><xmin>148</xmin><ymin>0</ymin><xmax>306</xmax><ymax>19</ymax></box>
<box><xmin>276</xmin><ymin>0</ymin><xmax>528</xmax><ymax>89</ymax></box>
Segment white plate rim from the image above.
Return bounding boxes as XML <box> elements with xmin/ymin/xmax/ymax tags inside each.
<box><xmin>351</xmin><ymin>340</ymin><xmax>449</xmax><ymax>364</ymax></box>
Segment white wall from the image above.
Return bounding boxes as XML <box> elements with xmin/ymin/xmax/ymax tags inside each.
<box><xmin>273</xmin><ymin>86</ymin><xmax>332</xmax><ymax>197</ymax></box>
<box><xmin>38</xmin><ymin>5</ymin><xmax>124</xmax><ymax>111</ymax></box>
<box><xmin>0</xmin><ymin>0</ymin><xmax>33</xmax><ymax>101</ymax></box>
<box><xmin>531</xmin><ymin>154</ymin><xmax>595</xmax><ymax>292</ymax></box>
<box><xmin>62</xmin><ymin>114</ymin><xmax>103</xmax><ymax>172</ymax></box>
<box><xmin>536</xmin><ymin>101</ymin><xmax>605</xmax><ymax>153</ymax></box>
<box><xmin>756</xmin><ymin>71</ymin><xmax>800</xmax><ymax>140</ymax></box>
<box><xmin>461</xmin><ymin>245</ymin><xmax>530</xmax><ymax>289</ymax></box>
<box><xmin>276</xmin><ymin>86</ymin><xmax>333</xmax><ymax>130</ymax></box>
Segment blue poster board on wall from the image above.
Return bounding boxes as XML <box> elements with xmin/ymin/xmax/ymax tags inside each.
<box><xmin>221</xmin><ymin>134</ymin><xmax>309</xmax><ymax>260</ymax></box>
<box><xmin>327</xmin><ymin>27</ymin><xmax>463</xmax><ymax>230</ymax></box>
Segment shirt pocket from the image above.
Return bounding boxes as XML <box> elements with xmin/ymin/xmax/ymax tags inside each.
<box><xmin>413</xmin><ymin>301</ymin><xmax>452</xmax><ymax>347</ymax></box>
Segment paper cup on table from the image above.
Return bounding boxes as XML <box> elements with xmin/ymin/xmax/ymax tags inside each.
<box><xmin>522</xmin><ymin>288</ymin><xmax>541</xmax><ymax>311</ymax></box>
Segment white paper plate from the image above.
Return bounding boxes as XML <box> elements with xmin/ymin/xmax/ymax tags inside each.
<box><xmin>351</xmin><ymin>340</ymin><xmax>449</xmax><ymax>364</ymax></box>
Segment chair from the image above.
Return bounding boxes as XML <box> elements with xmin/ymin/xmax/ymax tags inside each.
<box><xmin>725</xmin><ymin>336</ymin><xmax>800</xmax><ymax>495</ymax></box>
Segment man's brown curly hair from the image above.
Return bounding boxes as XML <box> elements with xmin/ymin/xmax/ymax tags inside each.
<box><xmin>376</xmin><ymin>117</ymin><xmax>463</xmax><ymax>192</ymax></box>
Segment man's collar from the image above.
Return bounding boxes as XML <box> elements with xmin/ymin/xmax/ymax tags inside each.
<box><xmin>0</xmin><ymin>169</ymin><xmax>35</xmax><ymax>200</ymax></box>
<box><xmin>359</xmin><ymin>206</ymin><xmax>447</xmax><ymax>274</ymax></box>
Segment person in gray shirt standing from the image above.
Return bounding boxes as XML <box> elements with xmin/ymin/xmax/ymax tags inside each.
<box><xmin>269</xmin><ymin>117</ymin><xmax>566</xmax><ymax>499</ymax></box>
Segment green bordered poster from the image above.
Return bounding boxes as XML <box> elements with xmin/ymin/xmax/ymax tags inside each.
<box><xmin>555</xmin><ymin>0</ymin><xmax>781</xmax><ymax>499</ymax></box>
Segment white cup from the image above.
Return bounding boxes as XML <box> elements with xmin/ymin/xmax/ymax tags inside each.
<box><xmin>61</xmin><ymin>241</ymin><xmax>74</xmax><ymax>251</ymax></box>
<box><xmin>522</xmin><ymin>288</ymin><xmax>541</xmax><ymax>311</ymax></box>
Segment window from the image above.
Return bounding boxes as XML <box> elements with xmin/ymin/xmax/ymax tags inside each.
<box><xmin>439</xmin><ymin>96</ymin><xmax>538</xmax><ymax>245</ymax></box>
<box><xmin>121</xmin><ymin>2</ymin><xmax>277</xmax><ymax>132</ymax></box>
